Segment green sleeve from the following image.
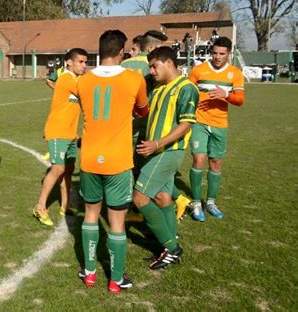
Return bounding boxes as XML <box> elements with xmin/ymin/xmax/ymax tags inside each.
<box><xmin>176</xmin><ymin>84</ymin><xmax>199</xmax><ymax>123</ymax></box>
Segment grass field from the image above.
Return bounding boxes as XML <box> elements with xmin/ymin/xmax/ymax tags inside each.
<box><xmin>0</xmin><ymin>80</ymin><xmax>297</xmax><ymax>312</ymax></box>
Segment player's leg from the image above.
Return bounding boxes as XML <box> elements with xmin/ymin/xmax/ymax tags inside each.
<box><xmin>60</xmin><ymin>140</ymin><xmax>77</xmax><ymax>215</ymax></box>
<box><xmin>80</xmin><ymin>171</ymin><xmax>103</xmax><ymax>287</ymax></box>
<box><xmin>105</xmin><ymin>170</ymin><xmax>133</xmax><ymax>293</ymax></box>
<box><xmin>189</xmin><ymin>123</ymin><xmax>209</xmax><ymax>221</ymax></box>
<box><xmin>206</xmin><ymin>126</ymin><xmax>228</xmax><ymax>219</ymax></box>
<box><xmin>134</xmin><ymin>152</ymin><xmax>183</xmax><ymax>269</ymax></box>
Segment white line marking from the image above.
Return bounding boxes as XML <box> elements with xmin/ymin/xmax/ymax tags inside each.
<box><xmin>0</xmin><ymin>98</ymin><xmax>50</xmax><ymax>107</ymax></box>
<box><xmin>0</xmin><ymin>138</ymin><xmax>69</xmax><ymax>302</ymax></box>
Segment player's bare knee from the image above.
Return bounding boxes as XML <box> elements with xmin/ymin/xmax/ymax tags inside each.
<box><xmin>50</xmin><ymin>164</ymin><xmax>65</xmax><ymax>177</ymax></box>
<box><xmin>209</xmin><ymin>159</ymin><xmax>222</xmax><ymax>172</ymax></box>
<box><xmin>192</xmin><ymin>153</ymin><xmax>206</xmax><ymax>169</ymax></box>
<box><xmin>133</xmin><ymin>190</ymin><xmax>149</xmax><ymax>209</ymax></box>
<box><xmin>155</xmin><ymin>192</ymin><xmax>172</xmax><ymax>207</ymax></box>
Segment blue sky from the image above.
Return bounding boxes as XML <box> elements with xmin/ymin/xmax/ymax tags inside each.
<box><xmin>109</xmin><ymin>0</ymin><xmax>161</xmax><ymax>16</ymax></box>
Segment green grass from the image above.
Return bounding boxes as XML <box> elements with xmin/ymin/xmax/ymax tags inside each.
<box><xmin>0</xmin><ymin>81</ymin><xmax>297</xmax><ymax>311</ymax></box>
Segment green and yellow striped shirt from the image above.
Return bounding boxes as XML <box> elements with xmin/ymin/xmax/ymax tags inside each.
<box><xmin>146</xmin><ymin>75</ymin><xmax>199</xmax><ymax>151</ymax></box>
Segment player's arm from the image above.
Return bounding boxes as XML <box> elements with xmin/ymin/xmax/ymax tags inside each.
<box><xmin>46</xmin><ymin>70</ymin><xmax>58</xmax><ymax>90</ymax></box>
<box><xmin>208</xmin><ymin>70</ymin><xmax>245</xmax><ymax>106</ymax></box>
<box><xmin>137</xmin><ymin>84</ymin><xmax>198</xmax><ymax>156</ymax></box>
<box><xmin>46</xmin><ymin>79</ymin><xmax>55</xmax><ymax>90</ymax></box>
<box><xmin>133</xmin><ymin>75</ymin><xmax>149</xmax><ymax>117</ymax></box>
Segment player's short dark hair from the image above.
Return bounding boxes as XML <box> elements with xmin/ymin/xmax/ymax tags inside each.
<box><xmin>64</xmin><ymin>48</ymin><xmax>88</xmax><ymax>61</ymax></box>
<box><xmin>147</xmin><ymin>46</ymin><xmax>177</xmax><ymax>67</ymax></box>
<box><xmin>213</xmin><ymin>36</ymin><xmax>232</xmax><ymax>51</ymax></box>
<box><xmin>143</xmin><ymin>30</ymin><xmax>168</xmax><ymax>42</ymax></box>
<box><xmin>132</xmin><ymin>35</ymin><xmax>146</xmax><ymax>51</ymax></box>
<box><xmin>99</xmin><ymin>30</ymin><xmax>127</xmax><ymax>59</ymax></box>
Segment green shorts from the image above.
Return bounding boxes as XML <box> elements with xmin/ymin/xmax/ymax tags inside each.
<box><xmin>47</xmin><ymin>139</ymin><xmax>77</xmax><ymax>165</ymax></box>
<box><xmin>80</xmin><ymin>170</ymin><xmax>134</xmax><ymax>209</ymax></box>
<box><xmin>190</xmin><ymin>123</ymin><xmax>228</xmax><ymax>159</ymax></box>
<box><xmin>135</xmin><ymin>150</ymin><xmax>185</xmax><ymax>199</ymax></box>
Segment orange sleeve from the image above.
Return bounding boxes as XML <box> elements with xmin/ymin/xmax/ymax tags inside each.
<box><xmin>189</xmin><ymin>67</ymin><xmax>199</xmax><ymax>84</ymax></box>
<box><xmin>233</xmin><ymin>68</ymin><xmax>245</xmax><ymax>91</ymax></box>
<box><xmin>227</xmin><ymin>90</ymin><xmax>244</xmax><ymax>106</ymax></box>
<box><xmin>135</xmin><ymin>75</ymin><xmax>148</xmax><ymax>109</ymax></box>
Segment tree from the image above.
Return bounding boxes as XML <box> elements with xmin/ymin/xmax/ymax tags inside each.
<box><xmin>160</xmin><ymin>0</ymin><xmax>219</xmax><ymax>14</ymax></box>
<box><xmin>134</xmin><ymin>0</ymin><xmax>155</xmax><ymax>15</ymax></box>
<box><xmin>0</xmin><ymin>0</ymin><xmax>65</xmax><ymax>22</ymax></box>
<box><xmin>231</xmin><ymin>0</ymin><xmax>296</xmax><ymax>51</ymax></box>
<box><xmin>0</xmin><ymin>0</ymin><xmax>124</xmax><ymax>22</ymax></box>
<box><xmin>65</xmin><ymin>0</ymin><xmax>123</xmax><ymax>17</ymax></box>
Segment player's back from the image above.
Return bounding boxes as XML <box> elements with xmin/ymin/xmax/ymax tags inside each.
<box><xmin>78</xmin><ymin>67</ymin><xmax>145</xmax><ymax>175</ymax></box>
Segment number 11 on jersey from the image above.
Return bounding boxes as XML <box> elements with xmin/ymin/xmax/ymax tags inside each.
<box><xmin>93</xmin><ymin>86</ymin><xmax>112</xmax><ymax>120</ymax></box>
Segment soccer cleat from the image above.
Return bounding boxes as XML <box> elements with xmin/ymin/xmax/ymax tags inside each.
<box><xmin>176</xmin><ymin>194</ymin><xmax>191</xmax><ymax>220</ymax></box>
<box><xmin>32</xmin><ymin>207</ymin><xmax>53</xmax><ymax>226</ymax></box>
<box><xmin>83</xmin><ymin>272</ymin><xmax>97</xmax><ymax>288</ymax></box>
<box><xmin>149</xmin><ymin>245</ymin><xmax>183</xmax><ymax>270</ymax></box>
<box><xmin>42</xmin><ymin>152</ymin><xmax>50</xmax><ymax>161</ymax></box>
<box><xmin>206</xmin><ymin>202</ymin><xmax>224</xmax><ymax>219</ymax></box>
<box><xmin>189</xmin><ymin>201</ymin><xmax>205</xmax><ymax>222</ymax></box>
<box><xmin>108</xmin><ymin>274</ymin><xmax>133</xmax><ymax>294</ymax></box>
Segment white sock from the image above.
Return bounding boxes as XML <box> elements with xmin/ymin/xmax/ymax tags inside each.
<box><xmin>207</xmin><ymin>198</ymin><xmax>215</xmax><ymax>205</ymax></box>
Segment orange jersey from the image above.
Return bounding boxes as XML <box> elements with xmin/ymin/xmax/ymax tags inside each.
<box><xmin>44</xmin><ymin>70</ymin><xmax>80</xmax><ymax>140</ymax></box>
<box><xmin>189</xmin><ymin>61</ymin><xmax>244</xmax><ymax>128</ymax></box>
<box><xmin>78</xmin><ymin>66</ymin><xmax>148</xmax><ymax>175</ymax></box>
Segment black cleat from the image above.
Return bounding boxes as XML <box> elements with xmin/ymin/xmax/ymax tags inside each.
<box><xmin>149</xmin><ymin>245</ymin><xmax>183</xmax><ymax>270</ymax></box>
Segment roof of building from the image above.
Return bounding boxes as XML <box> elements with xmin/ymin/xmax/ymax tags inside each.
<box><xmin>0</xmin><ymin>12</ymin><xmax>233</xmax><ymax>55</ymax></box>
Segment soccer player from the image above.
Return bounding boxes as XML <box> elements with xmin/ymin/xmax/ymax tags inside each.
<box><xmin>133</xmin><ymin>46</ymin><xmax>199</xmax><ymax>270</ymax></box>
<box><xmin>188</xmin><ymin>36</ymin><xmax>245</xmax><ymax>221</ymax></box>
<box><xmin>77</xmin><ymin>30</ymin><xmax>148</xmax><ymax>293</ymax></box>
<box><xmin>122</xmin><ymin>30</ymin><xmax>168</xmax><ymax>81</ymax></box>
<box><xmin>33</xmin><ymin>48</ymin><xmax>88</xmax><ymax>226</ymax></box>
<box><xmin>129</xmin><ymin>35</ymin><xmax>144</xmax><ymax>57</ymax></box>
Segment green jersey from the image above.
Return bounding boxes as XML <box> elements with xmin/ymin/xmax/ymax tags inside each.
<box><xmin>147</xmin><ymin>75</ymin><xmax>199</xmax><ymax>151</ymax></box>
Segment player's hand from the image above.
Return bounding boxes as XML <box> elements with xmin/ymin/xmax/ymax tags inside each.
<box><xmin>136</xmin><ymin>140</ymin><xmax>159</xmax><ymax>156</ymax></box>
<box><xmin>208</xmin><ymin>86</ymin><xmax>227</xmax><ymax>99</ymax></box>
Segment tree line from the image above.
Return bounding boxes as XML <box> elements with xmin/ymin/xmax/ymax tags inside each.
<box><xmin>0</xmin><ymin>0</ymin><xmax>296</xmax><ymax>51</ymax></box>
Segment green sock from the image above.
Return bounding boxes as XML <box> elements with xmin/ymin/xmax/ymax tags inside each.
<box><xmin>82</xmin><ymin>222</ymin><xmax>99</xmax><ymax>273</ymax></box>
<box><xmin>190</xmin><ymin>167</ymin><xmax>203</xmax><ymax>201</ymax></box>
<box><xmin>172</xmin><ymin>185</ymin><xmax>181</xmax><ymax>200</ymax></box>
<box><xmin>160</xmin><ymin>203</ymin><xmax>177</xmax><ymax>244</ymax></box>
<box><xmin>207</xmin><ymin>170</ymin><xmax>221</xmax><ymax>199</ymax></box>
<box><xmin>140</xmin><ymin>201</ymin><xmax>177</xmax><ymax>252</ymax></box>
<box><xmin>107</xmin><ymin>232</ymin><xmax>127</xmax><ymax>282</ymax></box>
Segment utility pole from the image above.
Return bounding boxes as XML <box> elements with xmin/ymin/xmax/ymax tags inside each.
<box><xmin>268</xmin><ymin>0</ymin><xmax>272</xmax><ymax>52</ymax></box>
<box><xmin>22</xmin><ymin>0</ymin><xmax>26</xmax><ymax>79</ymax></box>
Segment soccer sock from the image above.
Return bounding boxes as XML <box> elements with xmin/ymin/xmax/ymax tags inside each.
<box><xmin>190</xmin><ymin>167</ymin><xmax>203</xmax><ymax>201</ymax></box>
<box><xmin>160</xmin><ymin>203</ymin><xmax>177</xmax><ymax>243</ymax></box>
<box><xmin>207</xmin><ymin>170</ymin><xmax>221</xmax><ymax>200</ymax></box>
<box><xmin>140</xmin><ymin>201</ymin><xmax>177</xmax><ymax>252</ymax></box>
<box><xmin>107</xmin><ymin>232</ymin><xmax>127</xmax><ymax>282</ymax></box>
<box><xmin>172</xmin><ymin>185</ymin><xmax>181</xmax><ymax>200</ymax></box>
<box><xmin>82</xmin><ymin>222</ymin><xmax>99</xmax><ymax>273</ymax></box>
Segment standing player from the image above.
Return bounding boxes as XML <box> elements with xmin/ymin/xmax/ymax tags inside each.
<box><xmin>77</xmin><ymin>30</ymin><xmax>148</xmax><ymax>293</ymax></box>
<box><xmin>189</xmin><ymin>36</ymin><xmax>245</xmax><ymax>221</ymax></box>
<box><xmin>33</xmin><ymin>48</ymin><xmax>88</xmax><ymax>226</ymax></box>
<box><xmin>133</xmin><ymin>46</ymin><xmax>199</xmax><ymax>270</ymax></box>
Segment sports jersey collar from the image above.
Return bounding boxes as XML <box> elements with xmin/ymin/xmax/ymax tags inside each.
<box><xmin>91</xmin><ymin>66</ymin><xmax>126</xmax><ymax>77</ymax></box>
<box><xmin>62</xmin><ymin>69</ymin><xmax>76</xmax><ymax>77</ymax></box>
<box><xmin>207</xmin><ymin>61</ymin><xmax>229</xmax><ymax>73</ymax></box>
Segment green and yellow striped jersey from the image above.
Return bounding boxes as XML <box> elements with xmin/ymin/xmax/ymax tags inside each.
<box><xmin>121</xmin><ymin>53</ymin><xmax>150</xmax><ymax>76</ymax></box>
<box><xmin>146</xmin><ymin>75</ymin><xmax>199</xmax><ymax>151</ymax></box>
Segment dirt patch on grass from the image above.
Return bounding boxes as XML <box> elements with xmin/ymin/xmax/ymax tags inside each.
<box><xmin>256</xmin><ymin>298</ymin><xmax>270</xmax><ymax>311</ymax></box>
<box><xmin>194</xmin><ymin>244</ymin><xmax>212</xmax><ymax>253</ymax></box>
<box><xmin>4</xmin><ymin>262</ymin><xmax>17</xmax><ymax>269</ymax></box>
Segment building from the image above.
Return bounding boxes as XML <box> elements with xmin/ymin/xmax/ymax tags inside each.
<box><xmin>0</xmin><ymin>13</ymin><xmax>234</xmax><ymax>79</ymax></box>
